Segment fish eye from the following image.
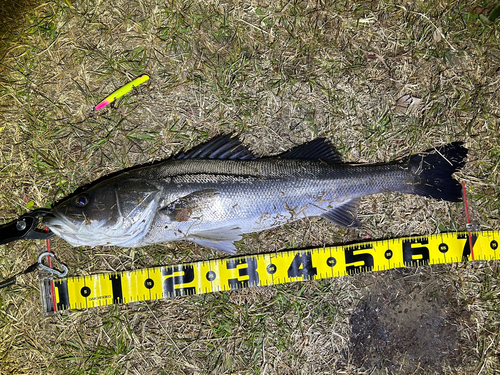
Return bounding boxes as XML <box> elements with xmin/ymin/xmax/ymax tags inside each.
<box><xmin>74</xmin><ymin>195</ymin><xmax>89</xmax><ymax>208</ymax></box>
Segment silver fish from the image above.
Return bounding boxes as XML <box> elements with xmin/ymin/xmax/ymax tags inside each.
<box><xmin>44</xmin><ymin>136</ymin><xmax>467</xmax><ymax>254</ymax></box>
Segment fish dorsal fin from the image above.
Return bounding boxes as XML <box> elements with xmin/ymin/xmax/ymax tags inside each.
<box><xmin>321</xmin><ymin>198</ymin><xmax>361</xmax><ymax>228</ymax></box>
<box><xmin>279</xmin><ymin>138</ymin><xmax>343</xmax><ymax>162</ymax></box>
<box><xmin>176</xmin><ymin>135</ymin><xmax>256</xmax><ymax>160</ymax></box>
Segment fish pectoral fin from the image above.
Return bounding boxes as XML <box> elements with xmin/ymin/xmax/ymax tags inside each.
<box><xmin>189</xmin><ymin>226</ymin><xmax>243</xmax><ymax>254</ymax></box>
<box><xmin>160</xmin><ymin>189</ymin><xmax>220</xmax><ymax>222</ymax></box>
<box><xmin>321</xmin><ymin>198</ymin><xmax>361</xmax><ymax>228</ymax></box>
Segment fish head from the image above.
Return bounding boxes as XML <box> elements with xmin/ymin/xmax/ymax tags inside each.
<box><xmin>44</xmin><ymin>178</ymin><xmax>162</xmax><ymax>247</ymax></box>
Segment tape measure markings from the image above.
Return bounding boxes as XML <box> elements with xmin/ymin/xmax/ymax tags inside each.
<box><xmin>40</xmin><ymin>231</ymin><xmax>499</xmax><ymax>314</ymax></box>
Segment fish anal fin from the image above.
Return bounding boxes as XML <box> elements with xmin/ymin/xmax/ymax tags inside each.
<box><xmin>321</xmin><ymin>198</ymin><xmax>361</xmax><ymax>228</ymax></box>
<box><xmin>191</xmin><ymin>239</ymin><xmax>237</xmax><ymax>254</ymax></box>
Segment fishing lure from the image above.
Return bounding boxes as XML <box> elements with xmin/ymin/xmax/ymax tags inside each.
<box><xmin>95</xmin><ymin>74</ymin><xmax>150</xmax><ymax>110</ymax></box>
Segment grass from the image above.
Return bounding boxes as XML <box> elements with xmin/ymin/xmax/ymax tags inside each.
<box><xmin>0</xmin><ymin>0</ymin><xmax>499</xmax><ymax>374</ymax></box>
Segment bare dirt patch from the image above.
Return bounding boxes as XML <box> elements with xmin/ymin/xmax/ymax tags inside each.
<box><xmin>348</xmin><ymin>268</ymin><xmax>472</xmax><ymax>374</ymax></box>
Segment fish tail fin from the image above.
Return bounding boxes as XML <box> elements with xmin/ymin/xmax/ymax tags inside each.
<box><xmin>407</xmin><ymin>142</ymin><xmax>467</xmax><ymax>202</ymax></box>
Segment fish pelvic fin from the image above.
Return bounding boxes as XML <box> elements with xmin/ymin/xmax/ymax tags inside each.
<box><xmin>321</xmin><ymin>198</ymin><xmax>361</xmax><ymax>228</ymax></box>
<box><xmin>407</xmin><ymin>142</ymin><xmax>467</xmax><ymax>202</ymax></box>
<box><xmin>189</xmin><ymin>226</ymin><xmax>243</xmax><ymax>254</ymax></box>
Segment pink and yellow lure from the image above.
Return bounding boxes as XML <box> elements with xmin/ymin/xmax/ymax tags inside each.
<box><xmin>95</xmin><ymin>74</ymin><xmax>150</xmax><ymax>110</ymax></box>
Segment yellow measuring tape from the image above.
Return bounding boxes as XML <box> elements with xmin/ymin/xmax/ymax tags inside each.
<box><xmin>40</xmin><ymin>231</ymin><xmax>499</xmax><ymax>314</ymax></box>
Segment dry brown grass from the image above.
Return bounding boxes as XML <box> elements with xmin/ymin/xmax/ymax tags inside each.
<box><xmin>0</xmin><ymin>0</ymin><xmax>499</xmax><ymax>374</ymax></box>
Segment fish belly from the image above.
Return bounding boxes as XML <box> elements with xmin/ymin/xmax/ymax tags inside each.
<box><xmin>145</xmin><ymin>178</ymin><xmax>367</xmax><ymax>245</ymax></box>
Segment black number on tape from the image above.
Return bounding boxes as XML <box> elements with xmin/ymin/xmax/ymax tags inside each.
<box><xmin>110</xmin><ymin>274</ymin><xmax>123</xmax><ymax>304</ymax></box>
<box><xmin>491</xmin><ymin>240</ymin><xmax>498</xmax><ymax>250</ymax></box>
<box><xmin>458</xmin><ymin>233</ymin><xmax>478</xmax><ymax>260</ymax></box>
<box><xmin>345</xmin><ymin>245</ymin><xmax>374</xmax><ymax>275</ymax></box>
<box><xmin>385</xmin><ymin>250</ymin><xmax>393</xmax><ymax>259</ymax></box>
<box><xmin>144</xmin><ymin>278</ymin><xmax>154</xmax><ymax>289</ymax></box>
<box><xmin>53</xmin><ymin>279</ymin><xmax>70</xmax><ymax>311</ymax></box>
<box><xmin>163</xmin><ymin>265</ymin><xmax>196</xmax><ymax>297</ymax></box>
<box><xmin>287</xmin><ymin>252</ymin><xmax>317</xmax><ymax>280</ymax></box>
<box><xmin>227</xmin><ymin>258</ymin><xmax>259</xmax><ymax>289</ymax></box>
<box><xmin>402</xmin><ymin>238</ymin><xmax>430</xmax><ymax>266</ymax></box>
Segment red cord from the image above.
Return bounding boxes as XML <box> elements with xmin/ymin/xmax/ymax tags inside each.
<box><xmin>462</xmin><ymin>182</ymin><xmax>475</xmax><ymax>261</ymax></box>
<box><xmin>45</xmin><ymin>226</ymin><xmax>57</xmax><ymax>313</ymax></box>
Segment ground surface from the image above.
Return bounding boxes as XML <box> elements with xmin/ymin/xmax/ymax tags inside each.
<box><xmin>0</xmin><ymin>0</ymin><xmax>499</xmax><ymax>374</ymax></box>
<box><xmin>349</xmin><ymin>268</ymin><xmax>471</xmax><ymax>374</ymax></box>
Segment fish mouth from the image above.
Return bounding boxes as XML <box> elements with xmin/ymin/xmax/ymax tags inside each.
<box><xmin>44</xmin><ymin>204</ymin><xmax>158</xmax><ymax>248</ymax></box>
<box><xmin>44</xmin><ymin>211</ymin><xmax>83</xmax><ymax>232</ymax></box>
<box><xmin>43</xmin><ymin>211</ymin><xmax>90</xmax><ymax>246</ymax></box>
<box><xmin>44</xmin><ymin>212</ymin><xmax>114</xmax><ymax>247</ymax></box>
